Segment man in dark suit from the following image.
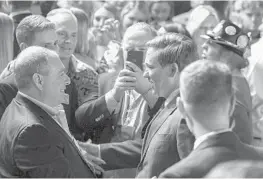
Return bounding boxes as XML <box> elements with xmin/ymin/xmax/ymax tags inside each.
<box><xmin>202</xmin><ymin>20</ymin><xmax>253</xmax><ymax>144</ymax></box>
<box><xmin>80</xmin><ymin>33</ymin><xmax>197</xmax><ymax>178</ymax></box>
<box><xmin>158</xmin><ymin>60</ymin><xmax>263</xmax><ymax>178</ymax></box>
<box><xmin>0</xmin><ymin>46</ymin><xmax>100</xmax><ymax>177</ymax></box>
<box><xmin>8</xmin><ymin>1</ymin><xmax>32</xmax><ymax>58</ymax></box>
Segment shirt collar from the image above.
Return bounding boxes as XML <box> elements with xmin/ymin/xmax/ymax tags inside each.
<box><xmin>18</xmin><ymin>91</ymin><xmax>59</xmax><ymax>117</ymax></box>
<box><xmin>164</xmin><ymin>89</ymin><xmax>180</xmax><ymax>108</ymax></box>
<box><xmin>194</xmin><ymin>128</ymin><xmax>232</xmax><ymax>150</ymax></box>
<box><xmin>10</xmin><ymin>10</ymin><xmax>31</xmax><ymax>18</ymax></box>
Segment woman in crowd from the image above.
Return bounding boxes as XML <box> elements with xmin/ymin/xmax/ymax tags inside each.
<box><xmin>186</xmin><ymin>5</ymin><xmax>220</xmax><ymax>57</ymax></box>
<box><xmin>71</xmin><ymin>7</ymin><xmax>96</xmax><ymax>70</ymax></box>
<box><xmin>149</xmin><ymin>1</ymin><xmax>174</xmax><ymax>30</ymax></box>
<box><xmin>120</xmin><ymin>1</ymin><xmax>150</xmax><ymax>36</ymax></box>
<box><xmin>0</xmin><ymin>12</ymin><xmax>14</xmax><ymax>73</ymax></box>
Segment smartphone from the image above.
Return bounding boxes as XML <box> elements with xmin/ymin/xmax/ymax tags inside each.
<box><xmin>126</xmin><ymin>50</ymin><xmax>144</xmax><ymax>71</ymax></box>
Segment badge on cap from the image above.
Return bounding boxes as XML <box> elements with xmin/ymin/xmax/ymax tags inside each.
<box><xmin>225</xmin><ymin>26</ymin><xmax>237</xmax><ymax>36</ymax></box>
<box><xmin>237</xmin><ymin>35</ymin><xmax>249</xmax><ymax>48</ymax></box>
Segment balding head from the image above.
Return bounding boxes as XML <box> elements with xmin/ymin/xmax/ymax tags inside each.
<box><xmin>14</xmin><ymin>46</ymin><xmax>58</xmax><ymax>90</ymax></box>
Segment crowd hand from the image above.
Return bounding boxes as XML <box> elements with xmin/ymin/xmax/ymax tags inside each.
<box><xmin>99</xmin><ymin>18</ymin><xmax>121</xmax><ymax>46</ymax></box>
<box><xmin>78</xmin><ymin>141</ymin><xmax>106</xmax><ymax>174</ymax></box>
<box><xmin>112</xmin><ymin>69</ymin><xmax>137</xmax><ymax>102</ymax></box>
<box><xmin>126</xmin><ymin>61</ymin><xmax>152</xmax><ymax>95</ymax></box>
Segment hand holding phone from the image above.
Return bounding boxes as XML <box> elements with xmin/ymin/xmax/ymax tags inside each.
<box><xmin>126</xmin><ymin>50</ymin><xmax>144</xmax><ymax>71</ymax></box>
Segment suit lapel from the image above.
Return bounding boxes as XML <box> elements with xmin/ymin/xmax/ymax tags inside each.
<box><xmin>15</xmin><ymin>94</ymin><xmax>94</xmax><ymax>172</ymax></box>
<box><xmin>140</xmin><ymin>103</ymin><xmax>177</xmax><ymax>162</ymax></box>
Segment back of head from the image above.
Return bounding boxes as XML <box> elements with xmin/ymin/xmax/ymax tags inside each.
<box><xmin>122</xmin><ymin>22</ymin><xmax>157</xmax><ymax>46</ymax></box>
<box><xmin>9</xmin><ymin>1</ymin><xmax>32</xmax><ymax>11</ymax></box>
<box><xmin>16</xmin><ymin>15</ymin><xmax>55</xmax><ymax>47</ymax></box>
<box><xmin>180</xmin><ymin>60</ymin><xmax>233</xmax><ymax>110</ymax></box>
<box><xmin>146</xmin><ymin>33</ymin><xmax>197</xmax><ymax>71</ymax></box>
<box><xmin>70</xmin><ymin>7</ymin><xmax>89</xmax><ymax>55</ymax></box>
<box><xmin>0</xmin><ymin>12</ymin><xmax>14</xmax><ymax>71</ymax></box>
<box><xmin>161</xmin><ymin>22</ymin><xmax>191</xmax><ymax>38</ymax></box>
<box><xmin>14</xmin><ymin>46</ymin><xmax>55</xmax><ymax>90</ymax></box>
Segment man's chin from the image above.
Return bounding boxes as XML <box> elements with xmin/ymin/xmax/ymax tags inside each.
<box><xmin>60</xmin><ymin>93</ymin><xmax>69</xmax><ymax>105</ymax></box>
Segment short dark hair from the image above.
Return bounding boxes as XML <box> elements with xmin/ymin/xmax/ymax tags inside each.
<box><xmin>16</xmin><ymin>15</ymin><xmax>55</xmax><ymax>46</ymax></box>
<box><xmin>180</xmin><ymin>60</ymin><xmax>233</xmax><ymax>107</ymax></box>
<box><xmin>146</xmin><ymin>33</ymin><xmax>197</xmax><ymax>71</ymax></box>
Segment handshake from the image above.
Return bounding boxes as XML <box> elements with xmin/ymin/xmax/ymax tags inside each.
<box><xmin>111</xmin><ymin>61</ymin><xmax>153</xmax><ymax>102</ymax></box>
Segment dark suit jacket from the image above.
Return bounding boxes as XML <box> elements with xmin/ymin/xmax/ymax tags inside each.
<box><xmin>0</xmin><ymin>74</ymin><xmax>85</xmax><ymax>141</ymax></box>
<box><xmin>0</xmin><ymin>93</ymin><xmax>96</xmax><ymax>177</ymax></box>
<box><xmin>231</xmin><ymin>75</ymin><xmax>253</xmax><ymax>144</ymax></box>
<box><xmin>159</xmin><ymin>131</ymin><xmax>263</xmax><ymax>178</ymax></box>
<box><xmin>11</xmin><ymin>12</ymin><xmax>32</xmax><ymax>58</ymax></box>
<box><xmin>99</xmin><ymin>92</ymin><xmax>195</xmax><ymax>178</ymax></box>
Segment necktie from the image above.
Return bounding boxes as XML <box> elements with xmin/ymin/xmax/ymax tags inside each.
<box><xmin>141</xmin><ymin>97</ymin><xmax>166</xmax><ymax>139</ymax></box>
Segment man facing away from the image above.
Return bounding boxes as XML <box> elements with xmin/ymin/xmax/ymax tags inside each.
<box><xmin>159</xmin><ymin>60</ymin><xmax>263</xmax><ymax>178</ymax></box>
<box><xmin>0</xmin><ymin>46</ymin><xmax>101</xmax><ymax>177</ymax></box>
<box><xmin>80</xmin><ymin>33</ymin><xmax>197</xmax><ymax>178</ymax></box>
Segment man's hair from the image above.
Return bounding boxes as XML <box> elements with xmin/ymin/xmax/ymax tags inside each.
<box><xmin>123</xmin><ymin>22</ymin><xmax>157</xmax><ymax>42</ymax></box>
<box><xmin>180</xmin><ymin>60</ymin><xmax>233</xmax><ymax>107</ymax></box>
<box><xmin>146</xmin><ymin>33</ymin><xmax>197</xmax><ymax>71</ymax></box>
<box><xmin>46</xmin><ymin>8</ymin><xmax>77</xmax><ymax>24</ymax></box>
<box><xmin>14</xmin><ymin>46</ymin><xmax>56</xmax><ymax>89</ymax></box>
<box><xmin>16</xmin><ymin>15</ymin><xmax>55</xmax><ymax>46</ymax></box>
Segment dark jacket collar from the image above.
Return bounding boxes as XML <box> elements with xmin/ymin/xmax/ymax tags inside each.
<box><xmin>195</xmin><ymin>131</ymin><xmax>240</xmax><ymax>151</ymax></box>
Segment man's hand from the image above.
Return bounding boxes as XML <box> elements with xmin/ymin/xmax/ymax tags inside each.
<box><xmin>126</xmin><ymin>61</ymin><xmax>152</xmax><ymax>95</ymax></box>
<box><xmin>78</xmin><ymin>141</ymin><xmax>106</xmax><ymax>175</ymax></box>
<box><xmin>111</xmin><ymin>69</ymin><xmax>137</xmax><ymax>102</ymax></box>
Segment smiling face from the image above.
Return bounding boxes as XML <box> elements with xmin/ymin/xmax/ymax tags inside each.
<box><xmin>93</xmin><ymin>7</ymin><xmax>115</xmax><ymax>29</ymax></box>
<box><xmin>52</xmin><ymin>13</ymin><xmax>78</xmax><ymax>59</ymax></box>
<box><xmin>151</xmin><ymin>2</ymin><xmax>171</xmax><ymax>22</ymax></box>
<box><xmin>143</xmin><ymin>47</ymin><xmax>170</xmax><ymax>96</ymax></box>
<box><xmin>42</xmin><ymin>53</ymin><xmax>70</xmax><ymax>107</ymax></box>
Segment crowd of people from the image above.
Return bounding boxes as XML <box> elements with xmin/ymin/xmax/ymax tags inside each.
<box><xmin>0</xmin><ymin>0</ymin><xmax>263</xmax><ymax>178</ymax></box>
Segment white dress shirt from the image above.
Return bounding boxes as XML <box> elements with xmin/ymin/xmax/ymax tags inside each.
<box><xmin>194</xmin><ymin>129</ymin><xmax>232</xmax><ymax>150</ymax></box>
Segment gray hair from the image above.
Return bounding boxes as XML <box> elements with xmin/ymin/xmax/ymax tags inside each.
<box><xmin>46</xmin><ymin>8</ymin><xmax>77</xmax><ymax>24</ymax></box>
<box><xmin>180</xmin><ymin>60</ymin><xmax>233</xmax><ymax>107</ymax></box>
<box><xmin>14</xmin><ymin>46</ymin><xmax>56</xmax><ymax>89</ymax></box>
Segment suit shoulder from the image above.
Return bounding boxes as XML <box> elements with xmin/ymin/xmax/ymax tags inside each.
<box><xmin>160</xmin><ymin>147</ymin><xmax>237</xmax><ymax>178</ymax></box>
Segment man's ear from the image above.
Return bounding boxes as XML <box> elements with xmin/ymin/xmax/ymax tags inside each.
<box><xmin>177</xmin><ymin>96</ymin><xmax>194</xmax><ymax>132</ymax></box>
<box><xmin>168</xmin><ymin>63</ymin><xmax>179</xmax><ymax>77</ymax></box>
<box><xmin>19</xmin><ymin>43</ymin><xmax>28</xmax><ymax>51</ymax></box>
<box><xmin>32</xmin><ymin>73</ymin><xmax>44</xmax><ymax>91</ymax></box>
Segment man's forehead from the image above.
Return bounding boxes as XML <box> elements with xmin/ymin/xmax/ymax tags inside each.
<box><xmin>145</xmin><ymin>48</ymin><xmax>159</xmax><ymax>63</ymax></box>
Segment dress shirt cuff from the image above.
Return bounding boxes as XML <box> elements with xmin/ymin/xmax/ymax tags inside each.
<box><xmin>105</xmin><ymin>90</ymin><xmax>121</xmax><ymax>114</ymax></box>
